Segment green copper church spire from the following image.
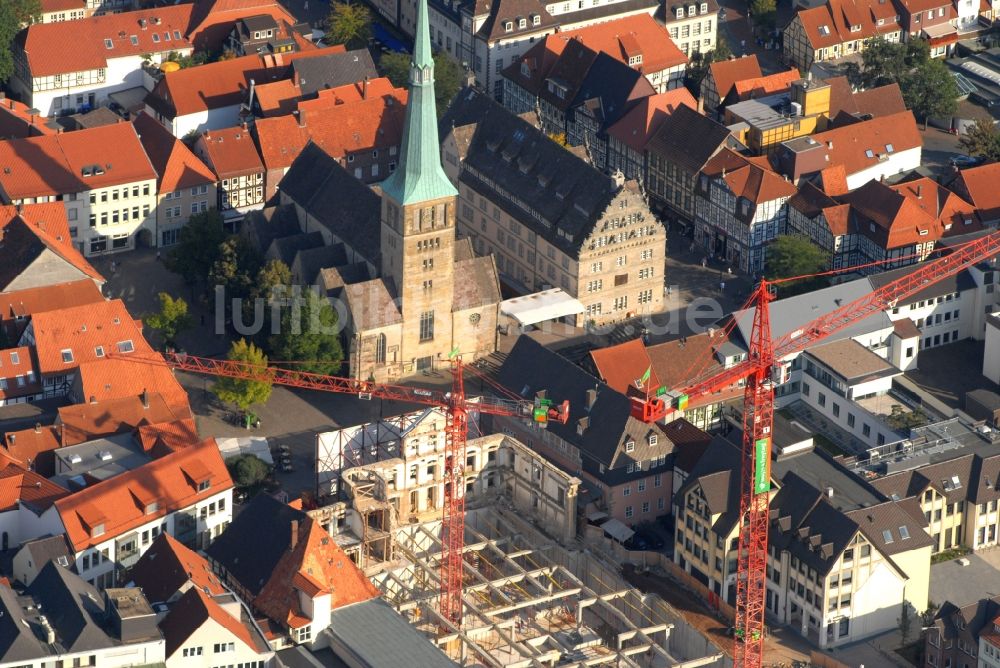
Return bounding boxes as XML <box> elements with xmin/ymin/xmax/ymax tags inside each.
<box><xmin>379</xmin><ymin>0</ymin><xmax>457</xmax><ymax>205</ymax></box>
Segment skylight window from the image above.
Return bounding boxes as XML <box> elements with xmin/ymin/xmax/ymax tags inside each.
<box><xmin>882</xmin><ymin>529</ymin><xmax>893</xmax><ymax>544</ymax></box>
<box><xmin>163</xmin><ymin>31</ymin><xmax>171</xmax><ymax>41</ymax></box>
<box><xmin>104</xmin><ymin>38</ymin><xmax>113</xmax><ymax>49</ymax></box>
<box><xmin>61</xmin><ymin>349</ymin><xmax>74</xmax><ymax>363</ymax></box>
<box><xmin>818</xmin><ymin>24</ymin><xmax>830</xmax><ymax>35</ymax></box>
<box><xmin>152</xmin><ymin>33</ymin><xmax>160</xmax><ymax>43</ymax></box>
<box><xmin>173</xmin><ymin>30</ymin><xmax>181</xmax><ymax>39</ymax></box>
<box><xmin>865</xmin><ymin>149</ymin><xmax>875</xmax><ymax>158</ymax></box>
<box><xmin>130</xmin><ymin>35</ymin><xmax>138</xmax><ymax>46</ymax></box>
<box><xmin>95</xmin><ymin>346</ymin><xmax>105</xmax><ymax>357</ymax></box>
<box><xmin>9</xmin><ymin>352</ymin><xmax>18</xmax><ymax>365</ymax></box>
<box><xmin>885</xmin><ymin>143</ymin><xmax>894</xmax><ymax>153</ymax></box>
<box><xmin>117</xmin><ymin>340</ymin><xmax>135</xmax><ymax>353</ymax></box>
<box><xmin>899</xmin><ymin>525</ymin><xmax>910</xmax><ymax>540</ymax></box>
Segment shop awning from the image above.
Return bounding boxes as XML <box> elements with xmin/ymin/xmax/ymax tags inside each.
<box><xmin>500</xmin><ymin>289</ymin><xmax>585</xmax><ymax>327</ymax></box>
<box><xmin>600</xmin><ymin>518</ymin><xmax>635</xmax><ymax>543</ymax></box>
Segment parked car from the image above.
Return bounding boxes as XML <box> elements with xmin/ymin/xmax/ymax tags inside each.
<box><xmin>950</xmin><ymin>154</ymin><xmax>983</xmax><ymax>167</ymax></box>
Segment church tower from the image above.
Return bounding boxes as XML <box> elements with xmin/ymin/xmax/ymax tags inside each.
<box><xmin>379</xmin><ymin>0</ymin><xmax>459</xmax><ymax>370</ymax></box>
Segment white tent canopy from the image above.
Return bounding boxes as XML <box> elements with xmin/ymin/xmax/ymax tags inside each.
<box><xmin>500</xmin><ymin>289</ymin><xmax>585</xmax><ymax>327</ymax></box>
<box><xmin>600</xmin><ymin>518</ymin><xmax>635</xmax><ymax>543</ymax></box>
<box><xmin>216</xmin><ymin>436</ymin><xmax>273</xmax><ymax>466</ymax></box>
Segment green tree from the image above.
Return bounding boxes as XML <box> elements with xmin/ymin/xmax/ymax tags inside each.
<box><xmin>166</xmin><ymin>209</ymin><xmax>227</xmax><ymax>287</ymax></box>
<box><xmin>269</xmin><ymin>290</ymin><xmax>344</xmax><ymax>374</ymax></box>
<box><xmin>256</xmin><ymin>259</ymin><xmax>292</xmax><ymax>300</ymax></box>
<box><xmin>212</xmin><ymin>339</ymin><xmax>273</xmax><ymax>411</ymax></box>
<box><xmin>843</xmin><ymin>61</ymin><xmax>864</xmax><ymax>89</ymax></box>
<box><xmin>766</xmin><ymin>235</ymin><xmax>830</xmax><ymax>279</ymax></box>
<box><xmin>225</xmin><ymin>454</ymin><xmax>271</xmax><ymax>489</ymax></box>
<box><xmin>380</xmin><ymin>50</ymin><xmax>464</xmax><ymax>116</ymax></box>
<box><xmin>0</xmin><ymin>0</ymin><xmax>40</xmax><ymax>84</ymax></box>
<box><xmin>959</xmin><ymin>118</ymin><xmax>1000</xmax><ymax>160</ymax></box>
<box><xmin>144</xmin><ymin>293</ymin><xmax>193</xmax><ymax>348</ymax></box>
<box><xmin>902</xmin><ymin>59</ymin><xmax>958</xmax><ymax>129</ymax></box>
<box><xmin>886</xmin><ymin>405</ymin><xmax>930</xmax><ymax>431</ymax></box>
<box><xmin>898</xmin><ymin>601</ymin><xmax>915</xmax><ymax>645</ymax></box>
<box><xmin>326</xmin><ymin>1</ymin><xmax>372</xmax><ymax>49</ymax></box>
<box><xmin>749</xmin><ymin>0</ymin><xmax>776</xmax><ymax>31</ymax></box>
<box><xmin>209</xmin><ymin>236</ymin><xmax>261</xmax><ymax>301</ymax></box>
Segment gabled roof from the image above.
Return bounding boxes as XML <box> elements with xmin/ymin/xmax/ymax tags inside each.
<box><xmin>55</xmin><ymin>438</ymin><xmax>231</xmax><ymax>552</ymax></box>
<box><xmin>708</xmin><ymin>55</ymin><xmax>762</xmax><ymax>99</ymax></box>
<box><xmin>28</xmin><ymin>561</ymin><xmax>116</xmax><ymax>653</ymax></box>
<box><xmin>646</xmin><ymin>331</ymin><xmax>743</xmax><ymax>409</ymax></box>
<box><xmin>0</xmin><ymin>205</ymin><xmax>104</xmax><ymax>291</ymax></box>
<box><xmin>186</xmin><ymin>0</ymin><xmax>301</xmax><ymax>51</ymax></box>
<box><xmin>889</xmin><ymin>177</ymin><xmax>979</xmax><ymax>234</ymax></box>
<box><xmin>589</xmin><ymin>338</ymin><xmax>660</xmax><ymax>395</ymax></box>
<box><xmin>195</xmin><ymin>126</ymin><xmax>264</xmax><ymax>178</ymax></box>
<box><xmin>476</xmin><ymin>0</ymin><xmax>558</xmax><ymax>41</ymax></box>
<box><xmin>0</xmin><ymin>123</ymin><xmax>156</xmax><ymax>199</ymax></box>
<box><xmin>24</xmin><ymin>299</ymin><xmax>151</xmax><ymax>376</ymax></box>
<box><xmin>838</xmin><ymin>179</ymin><xmax>940</xmax><ymax>248</ymax></box>
<box><xmin>0</xmin><ymin>346</ymin><xmax>41</xmax><ymax>401</ymax></box>
<box><xmin>135</xmin><ymin>418</ymin><xmax>201</xmax><ymax>456</ymax></box>
<box><xmin>133</xmin><ymin>112</ymin><xmax>216</xmax><ymax>193</ymax></box>
<box><xmin>0</xmin><ymin>464</ymin><xmax>69</xmax><ymax>514</ymax></box>
<box><xmin>57</xmin><ymin>392</ymin><xmax>189</xmax><ymax>446</ymax></box>
<box><xmin>160</xmin><ymin>587</ymin><xmax>260</xmax><ymax>658</ymax></box>
<box><xmin>606</xmin><ymin>88</ymin><xmax>696</xmax><ymax>152</ymax></box>
<box><xmin>568</xmin><ymin>51</ymin><xmax>657</xmax><ymax>132</ymax></box>
<box><xmin>207</xmin><ymin>494</ymin><xmax>309</xmax><ymax>596</ymax></box>
<box><xmin>702</xmin><ymin>148</ymin><xmax>797</xmax><ymax>205</ymax></box>
<box><xmin>254</xmin><ymin>80</ymin><xmax>407</xmax><ymax>170</ymax></box>
<box><xmin>16</xmin><ymin>5</ymin><xmax>194</xmax><ymax>77</ymax></box>
<box><xmin>551</xmin><ymin>14</ymin><xmax>688</xmax><ymax>74</ymax></box>
<box><xmin>0</xmin><ymin>279</ymin><xmax>104</xmax><ymax>325</ymax></box>
<box><xmin>808</xmin><ymin>110</ymin><xmax>921</xmax><ymax>178</ymax></box>
<box><xmin>646</xmin><ymin>104</ymin><xmax>733</xmax><ymax>173</ymax></box>
<box><xmin>131</xmin><ymin>533</ymin><xmax>225</xmax><ymax>604</ymax></box>
<box><xmin>952</xmin><ymin>163</ymin><xmax>1000</xmax><ymax>222</ymax></box>
<box><xmin>2</xmin><ymin>425</ymin><xmax>61</xmax><ymax>477</ymax></box>
<box><xmin>0</xmin><ymin>96</ymin><xmax>57</xmax><ymax>140</ymax></box>
<box><xmin>146</xmin><ymin>45</ymin><xmax>347</xmax><ymax>119</ymax></box>
<box><xmin>73</xmin><ymin>355</ymin><xmax>190</xmax><ymax>413</ymax></box>
<box><xmin>253</xmin><ymin>517</ymin><xmax>378</xmax><ymax>628</ymax></box>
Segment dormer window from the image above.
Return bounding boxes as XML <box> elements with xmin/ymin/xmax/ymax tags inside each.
<box><xmin>519</xmin><ymin>17</ymin><xmax>526</xmax><ymax>27</ymax></box>
<box><xmin>628</xmin><ymin>54</ymin><xmax>643</xmax><ymax>65</ymax></box>
<box><xmin>91</xmin><ymin>524</ymin><xmax>105</xmax><ymax>538</ymax></box>
<box><xmin>850</xmin><ymin>23</ymin><xmax>861</xmax><ymax>32</ymax></box>
<box><xmin>700</xmin><ymin>2</ymin><xmax>708</xmax><ymax>12</ymax></box>
<box><xmin>145</xmin><ymin>501</ymin><xmax>158</xmax><ymax>514</ymax></box>
<box><xmin>521</xmin><ymin>61</ymin><xmax>530</xmax><ymax>77</ymax></box>
<box><xmin>625</xmin><ymin>439</ymin><xmax>635</xmax><ymax>452</ymax></box>
<box><xmin>198</xmin><ymin>479</ymin><xmax>210</xmax><ymax>492</ymax></box>
<box><xmin>504</xmin><ymin>20</ymin><xmax>513</xmax><ymax>31</ymax></box>
<box><xmin>676</xmin><ymin>6</ymin><xmax>685</xmax><ymax>18</ymax></box>
<box><xmin>648</xmin><ymin>434</ymin><xmax>658</xmax><ymax>446</ymax></box>
<box><xmin>532</xmin><ymin>14</ymin><xmax>541</xmax><ymax>24</ymax></box>
<box><xmin>688</xmin><ymin>5</ymin><xmax>696</xmax><ymax>16</ymax></box>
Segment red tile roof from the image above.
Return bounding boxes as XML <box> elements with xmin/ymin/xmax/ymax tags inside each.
<box><xmin>131</xmin><ymin>533</ymin><xmax>225</xmax><ymax>603</ymax></box>
<box><xmin>839</xmin><ymin>179</ymin><xmax>940</xmax><ymax>248</ymax></box>
<box><xmin>57</xmin><ymin>392</ymin><xmax>190</xmax><ymax>446</ymax></box>
<box><xmin>703</xmin><ymin>148</ymin><xmax>797</xmax><ymax>204</ymax></box>
<box><xmin>794</xmin><ymin>0</ymin><xmax>900</xmax><ymax>50</ymax></box>
<box><xmin>729</xmin><ymin>68</ymin><xmax>802</xmax><ymax>101</ymax></box>
<box><xmin>0</xmin><ymin>96</ymin><xmax>57</xmax><ymax>139</ymax></box>
<box><xmin>133</xmin><ymin>112</ymin><xmax>217</xmax><ymax>193</ymax></box>
<box><xmin>889</xmin><ymin>177</ymin><xmax>979</xmax><ymax>234</ymax></box>
<box><xmin>2</xmin><ymin>425</ymin><xmax>61</xmax><ymax>477</ymax></box>
<box><xmin>647</xmin><ymin>331</ymin><xmax>743</xmax><ymax>409</ymax></box>
<box><xmin>809</xmin><ymin>110</ymin><xmax>921</xmax><ymax>178</ymax></box>
<box><xmin>0</xmin><ymin>280</ymin><xmax>104</xmax><ymax>324</ymax></box>
<box><xmin>0</xmin><ymin>206</ymin><xmax>105</xmax><ymax>290</ymax></box>
<box><xmin>606</xmin><ymin>88</ymin><xmax>696</xmax><ymax>152</ymax></box>
<box><xmin>160</xmin><ymin>587</ymin><xmax>259</xmax><ymax>658</ymax></box>
<box><xmin>818</xmin><ymin>164</ymin><xmax>849</xmax><ymax>196</ymax></box>
<box><xmin>254</xmin><ymin>79</ymin><xmax>301</xmax><ymax>117</ymax></box>
<box><xmin>253</xmin><ymin>517</ymin><xmax>378</xmax><ymax>628</ymax></box>
<box><xmin>55</xmin><ymin>437</ymin><xmax>232</xmax><ymax>552</ymax></box>
<box><xmin>709</xmin><ymin>55</ymin><xmax>762</xmax><ymax>101</ymax></box>
<box><xmin>147</xmin><ymin>45</ymin><xmax>345</xmax><ymax>118</ymax></box>
<box><xmin>952</xmin><ymin>163</ymin><xmax>1000</xmax><ymax>223</ymax></box>
<box><xmin>74</xmin><ymin>355</ymin><xmax>190</xmax><ymax>413</ymax></box>
<box><xmin>195</xmin><ymin>126</ymin><xmax>264</xmax><ymax>178</ymax></box>
<box><xmin>26</xmin><ymin>299</ymin><xmax>152</xmax><ymax>376</ymax></box>
<box><xmin>0</xmin><ymin>463</ymin><xmax>69</xmax><ymax>514</ymax></box>
<box><xmin>589</xmin><ymin>338</ymin><xmax>661</xmax><ymax>396</ymax></box>
<box><xmin>136</xmin><ymin>418</ymin><xmax>200</xmax><ymax>456</ymax></box>
<box><xmin>16</xmin><ymin>5</ymin><xmax>195</xmax><ymax>77</ymax></box>
<box><xmin>254</xmin><ymin>81</ymin><xmax>407</xmax><ymax>170</ymax></box>
<box><xmin>553</xmin><ymin>14</ymin><xmax>689</xmax><ymax>74</ymax></box>
<box><xmin>187</xmin><ymin>0</ymin><xmax>301</xmax><ymax>52</ymax></box>
<box><xmin>41</xmin><ymin>0</ymin><xmax>86</xmax><ymax>12</ymax></box>
<box><xmin>0</xmin><ymin>124</ymin><xmax>156</xmax><ymax>199</ymax></box>
<box><xmin>0</xmin><ymin>347</ymin><xmax>41</xmax><ymax>401</ymax></box>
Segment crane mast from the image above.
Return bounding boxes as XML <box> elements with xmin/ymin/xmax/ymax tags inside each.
<box><xmin>141</xmin><ymin>352</ymin><xmax>568</xmax><ymax>627</ymax></box>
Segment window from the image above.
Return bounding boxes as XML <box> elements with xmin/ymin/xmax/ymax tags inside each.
<box><xmin>642</xmin><ymin>501</ymin><xmax>650</xmax><ymax>513</ymax></box>
<box><xmin>419</xmin><ymin>311</ymin><xmax>434</xmax><ymax>342</ymax></box>
<box><xmin>625</xmin><ymin>505</ymin><xmax>633</xmax><ymax>518</ymax></box>
<box><xmin>117</xmin><ymin>340</ymin><xmax>134</xmax><ymax>353</ymax></box>
<box><xmin>899</xmin><ymin>525</ymin><xmax>910</xmax><ymax>540</ymax></box>
<box><xmin>182</xmin><ymin>647</ymin><xmax>203</xmax><ymax>657</ymax></box>
<box><xmin>214</xmin><ymin>642</ymin><xmax>235</xmax><ymax>653</ymax></box>
<box><xmin>61</xmin><ymin>349</ymin><xmax>74</xmax><ymax>363</ymax></box>
<box><xmin>623</xmin><ymin>486</ymin><xmax>631</xmax><ymax>497</ymax></box>
<box><xmin>882</xmin><ymin>529</ymin><xmax>894</xmax><ymax>543</ymax></box>
<box><xmin>625</xmin><ymin>440</ymin><xmax>635</xmax><ymax>452</ymax></box>
<box><xmin>152</xmin><ymin>33</ymin><xmax>160</xmax><ymax>42</ymax></box>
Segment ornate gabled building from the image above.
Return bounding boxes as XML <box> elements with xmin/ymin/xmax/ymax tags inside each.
<box><xmin>341</xmin><ymin>0</ymin><xmax>501</xmax><ymax>381</ymax></box>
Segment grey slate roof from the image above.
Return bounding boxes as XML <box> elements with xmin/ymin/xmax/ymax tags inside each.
<box><xmin>453</xmin><ymin>255</ymin><xmax>501</xmax><ymax>311</ymax></box>
<box><xmin>441</xmin><ymin>87</ymin><xmax>625</xmax><ymax>256</ymax></box>
<box><xmin>569</xmin><ymin>51</ymin><xmax>655</xmax><ymax>133</ymax></box>
<box><xmin>343</xmin><ymin>279</ymin><xmax>402</xmax><ymax>330</ymax></box>
<box><xmin>647</xmin><ymin>104</ymin><xmax>733</xmax><ymax>174</ymax></box>
<box><xmin>241</xmin><ymin>204</ymin><xmax>303</xmax><ymax>256</ymax></box>
<box><xmin>867</xmin><ymin>262</ymin><xmax>977</xmax><ymax>306</ymax></box>
<box><xmin>206</xmin><ymin>493</ymin><xmax>308</xmax><ymax>596</ymax></box>
<box><xmin>291</xmin><ymin>49</ymin><xmax>378</xmax><ymax>98</ymax></box>
<box><xmin>19</xmin><ymin>535</ymin><xmax>72</xmax><ymax>576</ymax></box>
<box><xmin>325</xmin><ymin>598</ymin><xmax>458</xmax><ymax>667</ymax></box>
<box><xmin>266</xmin><ymin>231</ymin><xmax>324</xmax><ymax>267</ymax></box>
<box><xmin>279</xmin><ymin>142</ymin><xmax>381</xmax><ymax>265</ymax></box>
<box><xmin>293</xmin><ymin>243</ymin><xmax>349</xmax><ymax>285</ymax></box>
<box><xmin>0</xmin><ymin>585</ymin><xmax>45</xmax><ymax>663</ymax></box>
<box><xmin>28</xmin><ymin>561</ymin><xmax>115</xmax><ymax>653</ymax></box>
<box><xmin>496</xmin><ymin>337</ymin><xmax>670</xmax><ymax>477</ymax></box>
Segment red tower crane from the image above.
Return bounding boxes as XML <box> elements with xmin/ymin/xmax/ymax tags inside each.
<box><xmin>666</xmin><ymin>230</ymin><xmax>1000</xmax><ymax>668</ymax></box>
<box><xmin>143</xmin><ymin>352</ymin><xmax>569</xmax><ymax>626</ymax></box>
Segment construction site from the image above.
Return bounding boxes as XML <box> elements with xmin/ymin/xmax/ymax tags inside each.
<box><xmin>306</xmin><ymin>412</ymin><xmax>727</xmax><ymax>668</ymax></box>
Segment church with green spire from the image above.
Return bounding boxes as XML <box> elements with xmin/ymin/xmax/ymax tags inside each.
<box><xmin>339</xmin><ymin>0</ymin><xmax>501</xmax><ymax>381</ymax></box>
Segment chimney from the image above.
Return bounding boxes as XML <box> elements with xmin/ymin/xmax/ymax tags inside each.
<box><xmin>89</xmin><ymin>395</ymin><xmax>97</xmax><ymax>404</ymax></box>
<box><xmin>290</xmin><ymin>520</ymin><xmax>299</xmax><ymax>549</ymax></box>
<box><xmin>7</xmin><ymin>434</ymin><xmax>13</xmax><ymax>445</ymax></box>
<box><xmin>826</xmin><ymin>141</ymin><xmax>833</xmax><ymax>149</ymax></box>
<box><xmin>141</xmin><ymin>388</ymin><xmax>149</xmax><ymax>408</ymax></box>
<box><xmin>586</xmin><ymin>388</ymin><xmax>598</xmax><ymax>410</ymax></box>
<box><xmin>362</xmin><ymin>75</ymin><xmax>369</xmax><ymax>99</ymax></box>
<box><xmin>577</xmin><ymin>416</ymin><xmax>589</xmax><ymax>436</ymax></box>
<box><xmin>826</xmin><ymin>486</ymin><xmax>834</xmax><ymax>498</ymax></box>
<box><xmin>34</xmin><ymin>423</ymin><xmax>40</xmax><ymax>433</ymax></box>
<box><xmin>917</xmin><ymin>184</ymin><xmax>923</xmax><ymax>199</ymax></box>
<box><xmin>293</xmin><ymin>110</ymin><xmax>304</xmax><ymax>128</ymax></box>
